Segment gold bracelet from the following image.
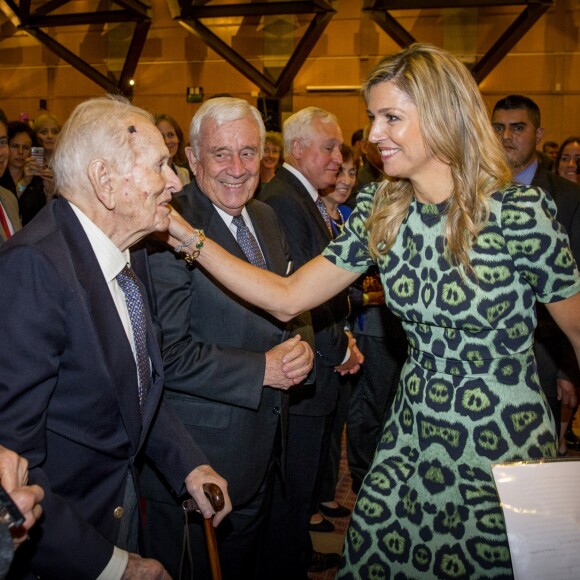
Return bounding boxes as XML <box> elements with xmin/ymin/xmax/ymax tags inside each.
<box><xmin>174</xmin><ymin>229</ymin><xmax>205</xmax><ymax>264</ymax></box>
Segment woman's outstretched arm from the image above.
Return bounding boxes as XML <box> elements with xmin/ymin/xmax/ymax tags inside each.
<box><xmin>165</xmin><ymin>208</ymin><xmax>360</xmax><ymax>321</ymax></box>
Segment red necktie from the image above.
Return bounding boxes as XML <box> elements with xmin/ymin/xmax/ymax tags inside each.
<box><xmin>0</xmin><ymin>203</ymin><xmax>12</xmax><ymax>239</ymax></box>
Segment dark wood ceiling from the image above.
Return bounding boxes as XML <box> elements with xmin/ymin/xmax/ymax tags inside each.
<box><xmin>0</xmin><ymin>0</ymin><xmax>554</xmax><ymax>96</ymax></box>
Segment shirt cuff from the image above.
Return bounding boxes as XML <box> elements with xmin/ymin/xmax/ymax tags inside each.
<box><xmin>96</xmin><ymin>546</ymin><xmax>129</xmax><ymax>580</ymax></box>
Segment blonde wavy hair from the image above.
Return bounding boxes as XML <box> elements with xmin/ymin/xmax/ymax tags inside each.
<box><xmin>363</xmin><ymin>43</ymin><xmax>511</xmax><ymax>272</ymax></box>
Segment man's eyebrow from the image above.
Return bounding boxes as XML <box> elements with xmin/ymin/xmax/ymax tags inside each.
<box><xmin>209</xmin><ymin>145</ymin><xmax>231</xmax><ymax>153</ymax></box>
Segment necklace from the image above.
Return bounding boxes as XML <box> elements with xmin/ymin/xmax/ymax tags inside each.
<box><xmin>331</xmin><ymin>207</ymin><xmax>345</xmax><ymax>229</ymax></box>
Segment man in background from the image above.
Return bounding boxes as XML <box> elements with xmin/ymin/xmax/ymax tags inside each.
<box><xmin>543</xmin><ymin>140</ymin><xmax>559</xmax><ymax>162</ymax></box>
<box><xmin>258</xmin><ymin>106</ymin><xmax>362</xmax><ymax>577</ymax></box>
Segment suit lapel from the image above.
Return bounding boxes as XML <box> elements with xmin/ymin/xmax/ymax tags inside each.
<box><xmin>278</xmin><ymin>167</ymin><xmax>333</xmax><ymax>242</ymax></box>
<box><xmin>531</xmin><ymin>165</ymin><xmax>549</xmax><ymax>192</ymax></box>
<box><xmin>246</xmin><ymin>199</ymin><xmax>288</xmax><ymax>275</ymax></box>
<box><xmin>175</xmin><ymin>181</ymin><xmax>256</xmax><ymax>264</ymax></box>
<box><xmin>55</xmin><ymin>200</ymin><xmax>142</xmax><ymax>450</ymax></box>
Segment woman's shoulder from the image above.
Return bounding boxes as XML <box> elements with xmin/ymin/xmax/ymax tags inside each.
<box><xmin>492</xmin><ymin>182</ymin><xmax>548</xmax><ymax>202</ymax></box>
<box><xmin>352</xmin><ymin>181</ymin><xmax>381</xmax><ymax>210</ymax></box>
<box><xmin>491</xmin><ymin>182</ymin><xmax>559</xmax><ymax>228</ymax></box>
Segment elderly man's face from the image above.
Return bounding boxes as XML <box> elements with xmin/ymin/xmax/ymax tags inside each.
<box><xmin>189</xmin><ymin>117</ymin><xmax>261</xmax><ymax>216</ymax></box>
<box><xmin>113</xmin><ymin>119</ymin><xmax>181</xmax><ymax>240</ymax></box>
<box><xmin>293</xmin><ymin>117</ymin><xmax>343</xmax><ymax>190</ymax></box>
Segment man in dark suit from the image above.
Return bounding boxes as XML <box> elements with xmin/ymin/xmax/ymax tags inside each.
<box><xmin>141</xmin><ymin>98</ymin><xmax>314</xmax><ymax>579</ymax></box>
<box><xmin>0</xmin><ymin>96</ymin><xmax>231</xmax><ymax>579</ymax></box>
<box><xmin>492</xmin><ymin>94</ymin><xmax>580</xmax><ymax>435</ymax></box>
<box><xmin>257</xmin><ymin>106</ymin><xmax>363</xmax><ymax>578</ymax></box>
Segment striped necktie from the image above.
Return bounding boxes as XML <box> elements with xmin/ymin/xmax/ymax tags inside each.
<box><xmin>232</xmin><ymin>214</ymin><xmax>267</xmax><ymax>269</ymax></box>
<box><xmin>315</xmin><ymin>196</ymin><xmax>332</xmax><ymax>235</ymax></box>
<box><xmin>116</xmin><ymin>265</ymin><xmax>151</xmax><ymax>410</ymax></box>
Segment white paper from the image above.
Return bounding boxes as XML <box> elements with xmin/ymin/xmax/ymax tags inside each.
<box><xmin>491</xmin><ymin>459</ymin><xmax>580</xmax><ymax>580</ymax></box>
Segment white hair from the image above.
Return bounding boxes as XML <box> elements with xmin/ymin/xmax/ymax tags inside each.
<box><xmin>188</xmin><ymin>97</ymin><xmax>265</xmax><ymax>159</ymax></box>
<box><xmin>52</xmin><ymin>95</ymin><xmax>153</xmax><ymax>197</ymax></box>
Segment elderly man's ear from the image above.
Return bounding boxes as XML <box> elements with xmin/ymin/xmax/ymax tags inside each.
<box><xmin>185</xmin><ymin>146</ymin><xmax>198</xmax><ymax>176</ymax></box>
<box><xmin>88</xmin><ymin>159</ymin><xmax>116</xmax><ymax>210</ymax></box>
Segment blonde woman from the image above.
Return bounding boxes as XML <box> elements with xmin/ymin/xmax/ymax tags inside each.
<box><xmin>166</xmin><ymin>44</ymin><xmax>580</xmax><ymax>577</ymax></box>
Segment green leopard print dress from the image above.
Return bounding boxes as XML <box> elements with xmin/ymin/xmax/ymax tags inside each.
<box><xmin>323</xmin><ymin>183</ymin><xmax>580</xmax><ymax>579</ymax></box>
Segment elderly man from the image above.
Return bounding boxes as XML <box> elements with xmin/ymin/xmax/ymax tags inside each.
<box><xmin>141</xmin><ymin>97</ymin><xmax>314</xmax><ymax>579</ymax></box>
<box><xmin>0</xmin><ymin>96</ymin><xmax>231</xmax><ymax>579</ymax></box>
<box><xmin>257</xmin><ymin>106</ymin><xmax>362</xmax><ymax>577</ymax></box>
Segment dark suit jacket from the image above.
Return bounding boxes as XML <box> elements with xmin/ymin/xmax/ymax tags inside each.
<box><xmin>0</xmin><ymin>199</ymin><xmax>207</xmax><ymax>579</ymax></box>
<box><xmin>142</xmin><ymin>182</ymin><xmax>313</xmax><ymax>506</ymax></box>
<box><xmin>258</xmin><ymin>165</ymin><xmax>350</xmax><ymax>416</ymax></box>
<box><xmin>532</xmin><ymin>165</ymin><xmax>580</xmax><ymax>392</ymax></box>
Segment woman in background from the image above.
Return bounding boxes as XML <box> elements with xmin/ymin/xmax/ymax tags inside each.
<box><xmin>555</xmin><ymin>136</ymin><xmax>580</xmax><ymax>185</ymax></box>
<box><xmin>260</xmin><ymin>131</ymin><xmax>283</xmax><ymax>185</ymax></box>
<box><xmin>32</xmin><ymin>113</ymin><xmax>61</xmax><ymax>167</ymax></box>
<box><xmin>16</xmin><ymin>113</ymin><xmax>62</xmax><ymax>223</ymax></box>
<box><xmin>320</xmin><ymin>143</ymin><xmax>357</xmax><ymax>234</ymax></box>
<box><xmin>155</xmin><ymin>113</ymin><xmax>191</xmax><ymax>186</ymax></box>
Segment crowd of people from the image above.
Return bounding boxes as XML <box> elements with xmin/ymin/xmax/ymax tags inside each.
<box><xmin>0</xmin><ymin>42</ymin><xmax>579</xmax><ymax>580</ymax></box>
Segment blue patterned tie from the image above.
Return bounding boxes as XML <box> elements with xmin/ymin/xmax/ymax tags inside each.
<box><xmin>315</xmin><ymin>196</ymin><xmax>333</xmax><ymax>235</ymax></box>
<box><xmin>232</xmin><ymin>214</ymin><xmax>267</xmax><ymax>270</ymax></box>
<box><xmin>116</xmin><ymin>265</ymin><xmax>151</xmax><ymax>410</ymax></box>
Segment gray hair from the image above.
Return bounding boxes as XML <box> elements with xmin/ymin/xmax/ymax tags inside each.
<box><xmin>282</xmin><ymin>107</ymin><xmax>339</xmax><ymax>156</ymax></box>
<box><xmin>52</xmin><ymin>95</ymin><xmax>153</xmax><ymax>196</ymax></box>
<box><xmin>188</xmin><ymin>97</ymin><xmax>265</xmax><ymax>159</ymax></box>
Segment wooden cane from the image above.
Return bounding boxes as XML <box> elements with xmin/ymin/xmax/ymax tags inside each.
<box><xmin>182</xmin><ymin>483</ymin><xmax>225</xmax><ymax>580</ymax></box>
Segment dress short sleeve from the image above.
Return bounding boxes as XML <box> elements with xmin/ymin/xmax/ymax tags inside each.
<box><xmin>500</xmin><ymin>184</ymin><xmax>580</xmax><ymax>303</ymax></box>
<box><xmin>322</xmin><ymin>183</ymin><xmax>376</xmax><ymax>274</ymax></box>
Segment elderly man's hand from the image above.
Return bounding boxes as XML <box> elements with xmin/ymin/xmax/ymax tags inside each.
<box><xmin>121</xmin><ymin>553</ymin><xmax>170</xmax><ymax>579</ymax></box>
<box><xmin>0</xmin><ymin>446</ymin><xmax>44</xmax><ymax>550</ymax></box>
<box><xmin>8</xmin><ymin>486</ymin><xmax>45</xmax><ymax>549</ymax></box>
<box><xmin>184</xmin><ymin>465</ymin><xmax>231</xmax><ymax>527</ymax></box>
<box><xmin>265</xmin><ymin>335</ymin><xmax>314</xmax><ymax>388</ymax></box>
<box><xmin>0</xmin><ymin>446</ymin><xmax>28</xmax><ymax>490</ymax></box>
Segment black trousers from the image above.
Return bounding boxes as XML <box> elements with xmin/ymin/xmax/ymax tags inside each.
<box><xmin>258</xmin><ymin>413</ymin><xmax>325</xmax><ymax>580</ymax></box>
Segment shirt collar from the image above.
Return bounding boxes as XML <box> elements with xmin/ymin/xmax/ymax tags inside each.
<box><xmin>213</xmin><ymin>203</ymin><xmax>252</xmax><ymax>228</ymax></box>
<box><xmin>283</xmin><ymin>162</ymin><xmax>319</xmax><ymax>202</ymax></box>
<box><xmin>514</xmin><ymin>158</ymin><xmax>539</xmax><ymax>186</ymax></box>
<box><xmin>68</xmin><ymin>201</ymin><xmax>130</xmax><ymax>283</ymax></box>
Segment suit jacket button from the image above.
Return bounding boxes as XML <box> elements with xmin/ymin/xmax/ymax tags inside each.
<box><xmin>113</xmin><ymin>506</ymin><xmax>125</xmax><ymax>519</ymax></box>
<box><xmin>273</xmin><ymin>406</ymin><xmax>280</xmax><ymax>414</ymax></box>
